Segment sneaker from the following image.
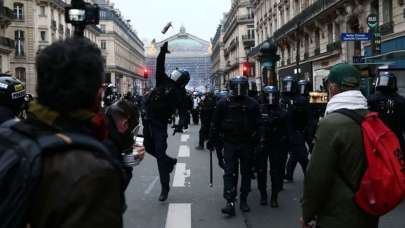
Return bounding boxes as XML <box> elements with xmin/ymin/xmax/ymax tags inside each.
<box><xmin>270</xmin><ymin>194</ymin><xmax>279</xmax><ymax>208</ymax></box>
<box><xmin>240</xmin><ymin>200</ymin><xmax>251</xmax><ymax>212</ymax></box>
<box><xmin>195</xmin><ymin>146</ymin><xmax>204</xmax><ymax>150</ymax></box>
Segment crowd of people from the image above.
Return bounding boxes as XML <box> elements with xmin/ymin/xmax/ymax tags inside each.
<box><xmin>0</xmin><ymin>36</ymin><xmax>405</xmax><ymax>228</ymax></box>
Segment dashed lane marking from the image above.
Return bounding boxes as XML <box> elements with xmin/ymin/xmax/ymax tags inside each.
<box><xmin>144</xmin><ymin>176</ymin><xmax>159</xmax><ymax>195</ymax></box>
<box><xmin>178</xmin><ymin>145</ymin><xmax>190</xmax><ymax>157</ymax></box>
<box><xmin>172</xmin><ymin>163</ymin><xmax>191</xmax><ymax>187</ymax></box>
<box><xmin>165</xmin><ymin>203</ymin><xmax>191</xmax><ymax>228</ymax></box>
<box><xmin>181</xmin><ymin>134</ymin><xmax>190</xmax><ymax>142</ymax></box>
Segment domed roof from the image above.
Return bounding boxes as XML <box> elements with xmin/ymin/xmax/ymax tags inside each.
<box><xmin>168</xmin><ymin>38</ymin><xmax>208</xmax><ymax>53</ymax></box>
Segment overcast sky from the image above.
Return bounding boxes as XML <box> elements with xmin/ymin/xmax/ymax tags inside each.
<box><xmin>112</xmin><ymin>0</ymin><xmax>231</xmax><ymax>43</ymax></box>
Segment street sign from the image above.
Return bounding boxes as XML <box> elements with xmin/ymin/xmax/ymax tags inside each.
<box><xmin>367</xmin><ymin>13</ymin><xmax>378</xmax><ymax>29</ymax></box>
<box><xmin>341</xmin><ymin>33</ymin><xmax>371</xmax><ymax>41</ymax></box>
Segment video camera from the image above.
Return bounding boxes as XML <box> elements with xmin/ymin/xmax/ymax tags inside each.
<box><xmin>65</xmin><ymin>0</ymin><xmax>99</xmax><ymax>37</ymax></box>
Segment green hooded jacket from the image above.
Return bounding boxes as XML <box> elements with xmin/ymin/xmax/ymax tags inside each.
<box><xmin>302</xmin><ymin>109</ymin><xmax>379</xmax><ymax>228</ymax></box>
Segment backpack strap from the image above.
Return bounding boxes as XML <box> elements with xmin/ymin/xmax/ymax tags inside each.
<box><xmin>333</xmin><ymin>109</ymin><xmax>364</xmax><ymax>125</ymax></box>
<box><xmin>333</xmin><ymin>109</ymin><xmax>365</xmax><ymax>193</ymax></box>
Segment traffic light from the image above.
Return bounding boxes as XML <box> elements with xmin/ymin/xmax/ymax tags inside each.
<box><xmin>143</xmin><ymin>68</ymin><xmax>149</xmax><ymax>79</ymax></box>
<box><xmin>242</xmin><ymin>62</ymin><xmax>250</xmax><ymax>77</ymax></box>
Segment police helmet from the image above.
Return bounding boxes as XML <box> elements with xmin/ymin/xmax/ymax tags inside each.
<box><xmin>262</xmin><ymin>86</ymin><xmax>279</xmax><ymax>105</ymax></box>
<box><xmin>282</xmin><ymin>76</ymin><xmax>298</xmax><ymax>94</ymax></box>
<box><xmin>229</xmin><ymin>76</ymin><xmax>249</xmax><ymax>97</ymax></box>
<box><xmin>0</xmin><ymin>75</ymin><xmax>26</xmax><ymax>113</ymax></box>
<box><xmin>298</xmin><ymin>79</ymin><xmax>311</xmax><ymax>96</ymax></box>
<box><xmin>375</xmin><ymin>71</ymin><xmax>397</xmax><ymax>93</ymax></box>
<box><xmin>170</xmin><ymin>69</ymin><xmax>190</xmax><ymax>88</ymax></box>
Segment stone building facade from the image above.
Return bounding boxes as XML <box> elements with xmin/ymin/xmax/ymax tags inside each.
<box><xmin>95</xmin><ymin>0</ymin><xmax>145</xmax><ymax>95</ymax></box>
<box><xmin>251</xmin><ymin>0</ymin><xmax>405</xmax><ymax>93</ymax></box>
<box><xmin>0</xmin><ymin>3</ymin><xmax>15</xmax><ymax>76</ymax></box>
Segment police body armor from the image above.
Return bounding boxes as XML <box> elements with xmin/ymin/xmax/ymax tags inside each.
<box><xmin>260</xmin><ymin>105</ymin><xmax>287</xmax><ymax>145</ymax></box>
<box><xmin>221</xmin><ymin>97</ymin><xmax>254</xmax><ymax>143</ymax></box>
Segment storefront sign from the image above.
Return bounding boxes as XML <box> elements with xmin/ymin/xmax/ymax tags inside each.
<box><xmin>341</xmin><ymin>33</ymin><xmax>371</xmax><ymax>41</ymax></box>
<box><xmin>367</xmin><ymin>14</ymin><xmax>378</xmax><ymax>29</ymax></box>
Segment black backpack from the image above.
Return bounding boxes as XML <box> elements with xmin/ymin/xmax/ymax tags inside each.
<box><xmin>0</xmin><ymin>120</ymin><xmax>115</xmax><ymax>228</ymax></box>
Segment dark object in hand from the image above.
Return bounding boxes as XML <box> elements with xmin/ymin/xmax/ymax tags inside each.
<box><xmin>161</xmin><ymin>42</ymin><xmax>170</xmax><ymax>54</ymax></box>
<box><xmin>172</xmin><ymin>125</ymin><xmax>183</xmax><ymax>135</ymax></box>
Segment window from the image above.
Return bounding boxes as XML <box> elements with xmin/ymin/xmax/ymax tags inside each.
<box><xmin>100</xmin><ymin>24</ymin><xmax>106</xmax><ymax>32</ymax></box>
<box><xmin>66</xmin><ymin>28</ymin><xmax>71</xmax><ymax>38</ymax></box>
<box><xmin>39</xmin><ymin>5</ymin><xmax>46</xmax><ymax>16</ymax></box>
<box><xmin>315</xmin><ymin>29</ymin><xmax>320</xmax><ymax>50</ymax></box>
<box><xmin>40</xmin><ymin>31</ymin><xmax>47</xmax><ymax>41</ymax></box>
<box><xmin>14</xmin><ymin>3</ymin><xmax>24</xmax><ymax>20</ymax></box>
<box><xmin>335</xmin><ymin>23</ymin><xmax>341</xmax><ymax>41</ymax></box>
<box><xmin>15</xmin><ymin>67</ymin><xmax>26</xmax><ymax>82</ymax></box>
<box><xmin>328</xmin><ymin>23</ymin><xmax>333</xmax><ymax>44</ymax></box>
<box><xmin>101</xmin><ymin>40</ymin><xmax>106</xmax><ymax>50</ymax></box>
<box><xmin>15</xmin><ymin>30</ymin><xmax>25</xmax><ymax>57</ymax></box>
<box><xmin>382</xmin><ymin>0</ymin><xmax>393</xmax><ymax>23</ymax></box>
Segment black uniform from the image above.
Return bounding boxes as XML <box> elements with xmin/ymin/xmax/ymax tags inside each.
<box><xmin>211</xmin><ymin>95</ymin><xmax>260</xmax><ymax>208</ymax></box>
<box><xmin>282</xmin><ymin>94</ymin><xmax>310</xmax><ymax>181</ymax></box>
<box><xmin>368</xmin><ymin>91</ymin><xmax>405</xmax><ymax>152</ymax></box>
<box><xmin>197</xmin><ymin>94</ymin><xmax>216</xmax><ymax>149</ymax></box>
<box><xmin>257</xmin><ymin>102</ymin><xmax>289</xmax><ymax>206</ymax></box>
<box><xmin>142</xmin><ymin>42</ymin><xmax>189</xmax><ymax>201</ymax></box>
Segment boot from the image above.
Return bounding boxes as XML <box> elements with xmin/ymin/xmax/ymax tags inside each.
<box><xmin>221</xmin><ymin>201</ymin><xmax>236</xmax><ymax>216</ymax></box>
<box><xmin>159</xmin><ymin>187</ymin><xmax>170</xmax><ymax>202</ymax></box>
<box><xmin>260</xmin><ymin>191</ymin><xmax>268</xmax><ymax>206</ymax></box>
<box><xmin>239</xmin><ymin>195</ymin><xmax>251</xmax><ymax>212</ymax></box>
<box><xmin>195</xmin><ymin>145</ymin><xmax>204</xmax><ymax>150</ymax></box>
<box><xmin>270</xmin><ymin>193</ymin><xmax>279</xmax><ymax>208</ymax></box>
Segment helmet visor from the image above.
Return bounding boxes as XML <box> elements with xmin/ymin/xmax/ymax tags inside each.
<box><xmin>377</xmin><ymin>75</ymin><xmax>390</xmax><ymax>87</ymax></box>
<box><xmin>170</xmin><ymin>70</ymin><xmax>182</xmax><ymax>82</ymax></box>
<box><xmin>284</xmin><ymin>81</ymin><xmax>292</xmax><ymax>92</ymax></box>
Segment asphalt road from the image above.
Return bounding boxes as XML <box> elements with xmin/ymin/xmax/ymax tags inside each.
<box><xmin>124</xmin><ymin>124</ymin><xmax>405</xmax><ymax>228</ymax></box>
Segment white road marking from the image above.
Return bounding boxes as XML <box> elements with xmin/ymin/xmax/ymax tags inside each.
<box><xmin>178</xmin><ymin>145</ymin><xmax>190</xmax><ymax>157</ymax></box>
<box><xmin>181</xmin><ymin>134</ymin><xmax>190</xmax><ymax>142</ymax></box>
<box><xmin>165</xmin><ymin>203</ymin><xmax>191</xmax><ymax>228</ymax></box>
<box><xmin>172</xmin><ymin>163</ymin><xmax>191</xmax><ymax>187</ymax></box>
<box><xmin>144</xmin><ymin>176</ymin><xmax>159</xmax><ymax>195</ymax></box>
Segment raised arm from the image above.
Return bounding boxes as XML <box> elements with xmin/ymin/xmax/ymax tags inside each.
<box><xmin>156</xmin><ymin>42</ymin><xmax>170</xmax><ymax>87</ymax></box>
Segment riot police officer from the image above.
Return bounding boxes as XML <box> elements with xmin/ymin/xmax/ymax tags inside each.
<box><xmin>196</xmin><ymin>92</ymin><xmax>216</xmax><ymax>150</ymax></box>
<box><xmin>0</xmin><ymin>75</ymin><xmax>26</xmax><ymax>124</ymax></box>
<box><xmin>208</xmin><ymin>90</ymin><xmax>230</xmax><ymax>169</ymax></box>
<box><xmin>210</xmin><ymin>76</ymin><xmax>260</xmax><ymax>216</ymax></box>
<box><xmin>257</xmin><ymin>86</ymin><xmax>289</xmax><ymax>208</ymax></box>
<box><xmin>281</xmin><ymin>76</ymin><xmax>309</xmax><ymax>182</ymax></box>
<box><xmin>368</xmin><ymin>72</ymin><xmax>405</xmax><ymax>153</ymax></box>
<box><xmin>143</xmin><ymin>42</ymin><xmax>190</xmax><ymax>201</ymax></box>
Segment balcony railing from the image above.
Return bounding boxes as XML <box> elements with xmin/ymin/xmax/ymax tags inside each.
<box><xmin>0</xmin><ymin>36</ymin><xmax>14</xmax><ymax>49</ymax></box>
<box><xmin>380</xmin><ymin>21</ymin><xmax>394</xmax><ymax>36</ymax></box>
<box><xmin>273</xmin><ymin>0</ymin><xmax>341</xmax><ymax>41</ymax></box>
<box><xmin>326</xmin><ymin>41</ymin><xmax>342</xmax><ymax>52</ymax></box>
<box><xmin>0</xmin><ymin>6</ymin><xmax>15</xmax><ymax>22</ymax></box>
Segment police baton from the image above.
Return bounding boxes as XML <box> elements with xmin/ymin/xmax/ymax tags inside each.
<box><xmin>209</xmin><ymin>148</ymin><xmax>213</xmax><ymax>187</ymax></box>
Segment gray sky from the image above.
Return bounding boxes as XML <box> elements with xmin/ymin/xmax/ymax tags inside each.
<box><xmin>112</xmin><ymin>0</ymin><xmax>231</xmax><ymax>43</ymax></box>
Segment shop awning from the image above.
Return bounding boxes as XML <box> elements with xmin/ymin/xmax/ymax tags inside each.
<box><xmin>365</xmin><ymin>49</ymin><xmax>405</xmax><ymax>63</ymax></box>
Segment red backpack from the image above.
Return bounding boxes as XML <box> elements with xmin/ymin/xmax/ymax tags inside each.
<box><xmin>336</xmin><ymin>109</ymin><xmax>405</xmax><ymax>216</ymax></box>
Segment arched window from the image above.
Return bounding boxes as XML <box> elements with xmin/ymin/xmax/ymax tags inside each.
<box><xmin>14</xmin><ymin>3</ymin><xmax>24</xmax><ymax>20</ymax></box>
<box><xmin>15</xmin><ymin>67</ymin><xmax>26</xmax><ymax>82</ymax></box>
<box><xmin>15</xmin><ymin>30</ymin><xmax>25</xmax><ymax>57</ymax></box>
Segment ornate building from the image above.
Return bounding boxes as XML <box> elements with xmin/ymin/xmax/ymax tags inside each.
<box><xmin>145</xmin><ymin>26</ymin><xmax>212</xmax><ymax>91</ymax></box>
<box><xmin>251</xmin><ymin>0</ymin><xmax>405</xmax><ymax>94</ymax></box>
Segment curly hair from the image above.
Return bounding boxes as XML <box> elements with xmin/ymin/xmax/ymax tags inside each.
<box><xmin>36</xmin><ymin>38</ymin><xmax>104</xmax><ymax>112</ymax></box>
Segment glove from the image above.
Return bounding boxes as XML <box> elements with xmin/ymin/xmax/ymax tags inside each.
<box><xmin>161</xmin><ymin>42</ymin><xmax>170</xmax><ymax>54</ymax></box>
<box><xmin>207</xmin><ymin>140</ymin><xmax>215</xmax><ymax>151</ymax></box>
